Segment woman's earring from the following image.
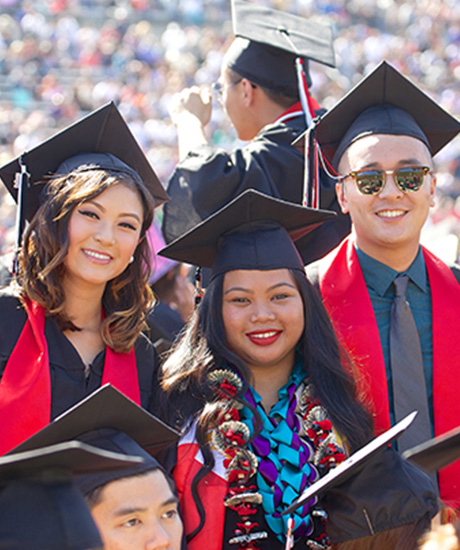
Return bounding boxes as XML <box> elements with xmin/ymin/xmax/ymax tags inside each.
<box><xmin>129</xmin><ymin>256</ymin><xmax>134</xmax><ymax>264</ymax></box>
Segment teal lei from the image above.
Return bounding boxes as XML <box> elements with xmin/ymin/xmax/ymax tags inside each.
<box><xmin>240</xmin><ymin>360</ymin><xmax>322</xmax><ymax>543</ymax></box>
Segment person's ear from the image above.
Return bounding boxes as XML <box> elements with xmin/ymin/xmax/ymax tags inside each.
<box><xmin>336</xmin><ymin>181</ymin><xmax>349</xmax><ymax>214</ymax></box>
<box><xmin>241</xmin><ymin>78</ymin><xmax>256</xmax><ymax>107</ymax></box>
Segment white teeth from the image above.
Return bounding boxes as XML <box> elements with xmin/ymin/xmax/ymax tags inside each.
<box><xmin>84</xmin><ymin>249</ymin><xmax>111</xmax><ymax>260</ymax></box>
<box><xmin>250</xmin><ymin>331</ymin><xmax>278</xmax><ymax>339</ymax></box>
<box><xmin>377</xmin><ymin>210</ymin><xmax>405</xmax><ymax>218</ymax></box>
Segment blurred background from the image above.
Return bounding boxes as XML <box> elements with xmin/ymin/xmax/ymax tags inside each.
<box><xmin>0</xmin><ymin>0</ymin><xmax>459</xmax><ymax>262</ymax></box>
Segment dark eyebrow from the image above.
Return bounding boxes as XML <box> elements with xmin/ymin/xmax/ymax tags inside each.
<box><xmin>267</xmin><ymin>282</ymin><xmax>297</xmax><ymax>292</ymax></box>
<box><xmin>357</xmin><ymin>158</ymin><xmax>427</xmax><ymax>171</ymax></box>
<box><xmin>113</xmin><ymin>505</ymin><xmax>147</xmax><ymax>518</ymax></box>
<box><xmin>86</xmin><ymin>199</ymin><xmax>142</xmax><ymax>223</ymax></box>
<box><xmin>112</xmin><ymin>496</ymin><xmax>178</xmax><ymax>518</ymax></box>
<box><xmin>162</xmin><ymin>496</ymin><xmax>179</xmax><ymax>508</ymax></box>
<box><xmin>224</xmin><ymin>282</ymin><xmax>296</xmax><ymax>295</ymax></box>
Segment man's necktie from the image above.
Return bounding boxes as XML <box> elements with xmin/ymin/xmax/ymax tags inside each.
<box><xmin>390</xmin><ymin>275</ymin><xmax>432</xmax><ymax>453</ymax></box>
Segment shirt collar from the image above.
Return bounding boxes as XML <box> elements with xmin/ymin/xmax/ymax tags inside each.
<box><xmin>356</xmin><ymin>246</ymin><xmax>427</xmax><ymax>296</ymax></box>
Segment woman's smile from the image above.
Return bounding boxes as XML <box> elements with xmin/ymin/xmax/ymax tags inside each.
<box><xmin>246</xmin><ymin>330</ymin><xmax>282</xmax><ymax>346</ymax></box>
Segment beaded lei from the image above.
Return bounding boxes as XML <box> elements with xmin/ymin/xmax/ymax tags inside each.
<box><xmin>207</xmin><ymin>363</ymin><xmax>346</xmax><ymax>550</ymax></box>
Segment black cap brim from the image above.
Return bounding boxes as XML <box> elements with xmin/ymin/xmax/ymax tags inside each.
<box><xmin>299</xmin><ymin>61</ymin><xmax>460</xmax><ymax>165</ymax></box>
<box><xmin>403</xmin><ymin>425</ymin><xmax>460</xmax><ymax>472</ymax></box>
<box><xmin>231</xmin><ymin>0</ymin><xmax>335</xmax><ymax>67</ymax></box>
<box><xmin>283</xmin><ymin>411</ymin><xmax>417</xmax><ymax>515</ymax></box>
<box><xmin>0</xmin><ymin>102</ymin><xmax>168</xmax><ymax>221</ymax></box>
<box><xmin>159</xmin><ymin>189</ymin><xmax>335</xmax><ymax>269</ymax></box>
<box><xmin>0</xmin><ymin>440</ymin><xmax>143</xmax><ymax>478</ymax></box>
<box><xmin>9</xmin><ymin>384</ymin><xmax>179</xmax><ymax>457</ymax></box>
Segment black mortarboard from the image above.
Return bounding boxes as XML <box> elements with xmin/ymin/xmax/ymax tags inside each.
<box><xmin>10</xmin><ymin>384</ymin><xmax>179</xmax><ymax>457</ymax></box>
<box><xmin>403</xmin><ymin>425</ymin><xmax>460</xmax><ymax>473</ymax></box>
<box><xmin>308</xmin><ymin>61</ymin><xmax>460</xmax><ymax>170</ymax></box>
<box><xmin>226</xmin><ymin>0</ymin><xmax>335</xmax><ymax>95</ymax></box>
<box><xmin>0</xmin><ymin>102</ymin><xmax>168</xmax><ymax>270</ymax></box>
<box><xmin>0</xmin><ymin>102</ymin><xmax>168</xmax><ymax>221</ymax></box>
<box><xmin>283</xmin><ymin>412</ymin><xmax>438</xmax><ymax>542</ymax></box>
<box><xmin>9</xmin><ymin>384</ymin><xmax>179</xmax><ymax>496</ymax></box>
<box><xmin>283</xmin><ymin>411</ymin><xmax>417</xmax><ymax>516</ymax></box>
<box><xmin>159</xmin><ymin>189</ymin><xmax>335</xmax><ymax>279</ymax></box>
<box><xmin>0</xmin><ymin>440</ymin><xmax>144</xmax><ymax>550</ymax></box>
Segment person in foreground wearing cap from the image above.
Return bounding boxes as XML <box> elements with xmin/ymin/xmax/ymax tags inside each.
<box><xmin>162</xmin><ymin>0</ymin><xmax>351</xmax><ymax>265</ymax></box>
<box><xmin>158</xmin><ymin>189</ymin><xmax>375</xmax><ymax>550</ymax></box>
<box><xmin>0</xmin><ymin>102</ymin><xmax>169</xmax><ymax>455</ymax></box>
<box><xmin>306</xmin><ymin>61</ymin><xmax>460</xmax><ymax>512</ymax></box>
<box><xmin>0</xmin><ymin>438</ymin><xmax>145</xmax><ymax>550</ymax></box>
<box><xmin>8</xmin><ymin>385</ymin><xmax>183</xmax><ymax>550</ymax></box>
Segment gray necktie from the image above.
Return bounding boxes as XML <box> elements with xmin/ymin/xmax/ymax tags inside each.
<box><xmin>390</xmin><ymin>275</ymin><xmax>432</xmax><ymax>453</ymax></box>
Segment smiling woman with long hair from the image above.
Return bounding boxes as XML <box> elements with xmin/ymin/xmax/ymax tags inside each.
<box><xmin>0</xmin><ymin>103</ymin><xmax>169</xmax><ymax>454</ymax></box>
<box><xmin>159</xmin><ymin>190</ymin><xmax>375</xmax><ymax>550</ymax></box>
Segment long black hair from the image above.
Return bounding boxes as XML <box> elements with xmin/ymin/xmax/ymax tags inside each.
<box><xmin>161</xmin><ymin>268</ymin><xmax>374</xmax><ymax>540</ymax></box>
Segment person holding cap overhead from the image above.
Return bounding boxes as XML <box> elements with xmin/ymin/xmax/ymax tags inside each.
<box><xmin>0</xmin><ymin>102</ymin><xmax>169</xmax><ymax>455</ymax></box>
<box><xmin>305</xmin><ymin>61</ymin><xmax>460</xmax><ymax>511</ymax></box>
<box><xmin>163</xmin><ymin>0</ymin><xmax>351</xmax><ymax>265</ymax></box>
<box><xmin>159</xmin><ymin>190</ymin><xmax>374</xmax><ymax>550</ymax></box>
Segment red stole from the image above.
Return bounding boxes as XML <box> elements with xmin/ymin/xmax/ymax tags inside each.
<box><xmin>318</xmin><ymin>236</ymin><xmax>460</xmax><ymax>508</ymax></box>
<box><xmin>173</xmin><ymin>429</ymin><xmax>227</xmax><ymax>550</ymax></box>
<box><xmin>0</xmin><ymin>299</ymin><xmax>140</xmax><ymax>455</ymax></box>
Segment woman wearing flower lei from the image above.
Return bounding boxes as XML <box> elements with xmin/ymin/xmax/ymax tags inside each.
<box><xmin>159</xmin><ymin>190</ymin><xmax>374</xmax><ymax>550</ymax></box>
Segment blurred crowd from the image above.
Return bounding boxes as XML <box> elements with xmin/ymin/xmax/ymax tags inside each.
<box><xmin>0</xmin><ymin>0</ymin><xmax>459</xmax><ymax>261</ymax></box>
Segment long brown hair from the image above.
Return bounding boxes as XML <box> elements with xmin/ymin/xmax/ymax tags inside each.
<box><xmin>17</xmin><ymin>169</ymin><xmax>156</xmax><ymax>353</ymax></box>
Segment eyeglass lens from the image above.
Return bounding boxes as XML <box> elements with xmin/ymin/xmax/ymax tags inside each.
<box><xmin>354</xmin><ymin>167</ymin><xmax>429</xmax><ymax>195</ymax></box>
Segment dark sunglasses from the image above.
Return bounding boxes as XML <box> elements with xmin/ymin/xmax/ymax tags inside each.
<box><xmin>340</xmin><ymin>166</ymin><xmax>432</xmax><ymax>195</ymax></box>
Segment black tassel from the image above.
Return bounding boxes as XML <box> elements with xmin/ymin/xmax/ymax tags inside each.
<box><xmin>12</xmin><ymin>155</ymin><xmax>30</xmax><ymax>275</ymax></box>
<box><xmin>304</xmin><ymin>118</ymin><xmax>318</xmax><ymax>208</ymax></box>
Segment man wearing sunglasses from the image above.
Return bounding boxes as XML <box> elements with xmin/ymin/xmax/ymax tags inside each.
<box><xmin>307</xmin><ymin>61</ymin><xmax>460</xmax><ymax>511</ymax></box>
<box><xmin>162</xmin><ymin>0</ymin><xmax>352</xmax><ymax>265</ymax></box>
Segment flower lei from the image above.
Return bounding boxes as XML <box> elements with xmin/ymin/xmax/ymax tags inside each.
<box><xmin>207</xmin><ymin>365</ymin><xmax>346</xmax><ymax>550</ymax></box>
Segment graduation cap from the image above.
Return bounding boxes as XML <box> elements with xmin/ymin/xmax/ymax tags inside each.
<box><xmin>9</xmin><ymin>384</ymin><xmax>180</xmax><ymax>494</ymax></box>
<box><xmin>11</xmin><ymin>384</ymin><xmax>179</xmax><ymax>456</ymax></box>
<box><xmin>226</xmin><ymin>0</ymin><xmax>334</xmax><ymax>116</ymax></box>
<box><xmin>0</xmin><ymin>102</ymin><xmax>168</xmax><ymax>270</ymax></box>
<box><xmin>283</xmin><ymin>412</ymin><xmax>438</xmax><ymax>542</ymax></box>
<box><xmin>305</xmin><ymin>60</ymin><xmax>460</xmax><ymax>171</ymax></box>
<box><xmin>0</xmin><ymin>440</ymin><xmax>144</xmax><ymax>550</ymax></box>
<box><xmin>403</xmin><ymin>425</ymin><xmax>460</xmax><ymax>473</ymax></box>
<box><xmin>158</xmin><ymin>189</ymin><xmax>335</xmax><ymax>280</ymax></box>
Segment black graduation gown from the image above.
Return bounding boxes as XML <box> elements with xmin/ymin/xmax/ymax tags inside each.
<box><xmin>162</xmin><ymin>116</ymin><xmax>351</xmax><ymax>264</ymax></box>
<box><xmin>0</xmin><ymin>288</ymin><xmax>162</xmax><ymax>420</ymax></box>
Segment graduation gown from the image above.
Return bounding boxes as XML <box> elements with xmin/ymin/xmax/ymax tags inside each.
<box><xmin>312</xmin><ymin>236</ymin><xmax>460</xmax><ymax>508</ymax></box>
<box><xmin>162</xmin><ymin>113</ymin><xmax>351</xmax><ymax>265</ymax></box>
<box><xmin>0</xmin><ymin>288</ymin><xmax>162</xmax><ymax>433</ymax></box>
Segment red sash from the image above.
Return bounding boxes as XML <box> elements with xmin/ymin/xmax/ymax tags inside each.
<box><xmin>173</xmin><ymin>434</ymin><xmax>227</xmax><ymax>550</ymax></box>
<box><xmin>0</xmin><ymin>299</ymin><xmax>140</xmax><ymax>455</ymax></box>
<box><xmin>318</xmin><ymin>236</ymin><xmax>460</xmax><ymax>508</ymax></box>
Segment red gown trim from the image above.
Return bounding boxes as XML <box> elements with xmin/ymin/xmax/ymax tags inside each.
<box><xmin>0</xmin><ymin>299</ymin><xmax>140</xmax><ymax>455</ymax></box>
<box><xmin>174</xmin><ymin>441</ymin><xmax>227</xmax><ymax>550</ymax></box>
<box><xmin>318</xmin><ymin>236</ymin><xmax>460</xmax><ymax>507</ymax></box>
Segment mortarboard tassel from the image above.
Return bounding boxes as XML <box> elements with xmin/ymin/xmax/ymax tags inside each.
<box><xmin>12</xmin><ymin>155</ymin><xmax>30</xmax><ymax>275</ymax></box>
<box><xmin>295</xmin><ymin>57</ymin><xmax>319</xmax><ymax>208</ymax></box>
<box><xmin>303</xmin><ymin>119</ymin><xmax>319</xmax><ymax>208</ymax></box>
